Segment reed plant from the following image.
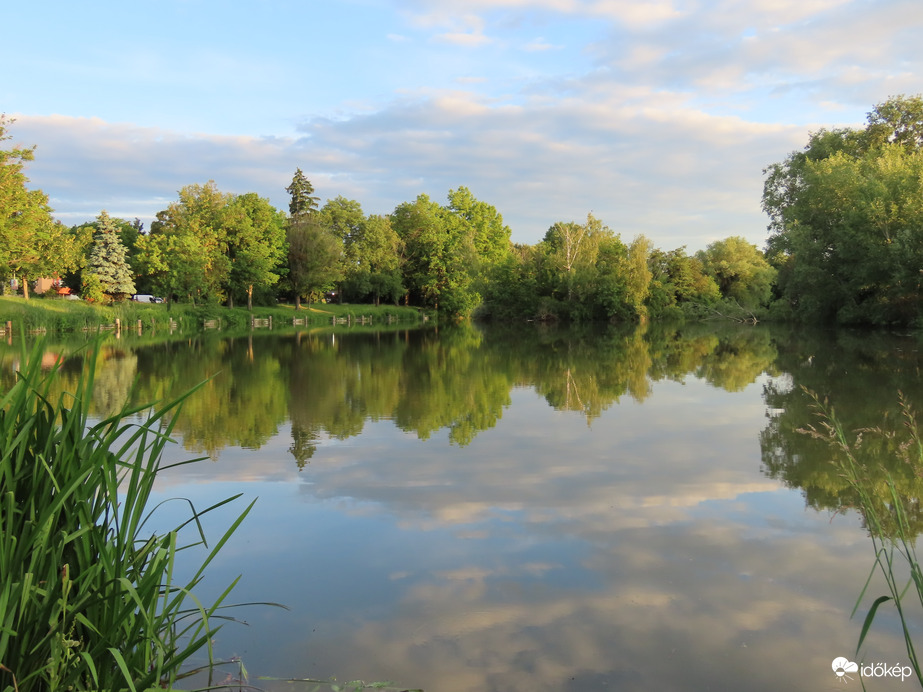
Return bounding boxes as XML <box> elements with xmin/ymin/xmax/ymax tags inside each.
<box><xmin>800</xmin><ymin>389</ymin><xmax>923</xmax><ymax>686</ymax></box>
<box><xmin>0</xmin><ymin>344</ymin><xmax>260</xmax><ymax>691</ymax></box>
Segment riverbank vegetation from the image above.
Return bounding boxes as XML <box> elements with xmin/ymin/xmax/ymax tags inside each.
<box><xmin>0</xmin><ymin>346</ymin><xmax>263</xmax><ymax>691</ymax></box>
<box><xmin>0</xmin><ymin>295</ymin><xmax>425</xmax><ymax>335</ymax></box>
<box><xmin>2</xmin><ymin>96</ymin><xmax>923</xmax><ymax>327</ymax></box>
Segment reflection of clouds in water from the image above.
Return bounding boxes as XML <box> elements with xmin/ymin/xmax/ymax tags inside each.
<box><xmin>259</xmin><ymin>511</ymin><xmax>894</xmax><ymax>692</ymax></box>
<box><xmin>155</xmin><ymin>377</ymin><xmax>783</xmax><ymax>532</ymax></box>
<box><xmin>285</xmin><ymin>378</ymin><xmax>777</xmax><ymax>534</ymax></box>
<box><xmin>134</xmin><ymin>336</ymin><xmax>913</xmax><ymax>692</ymax></box>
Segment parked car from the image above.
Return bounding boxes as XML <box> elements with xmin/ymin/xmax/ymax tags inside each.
<box><xmin>132</xmin><ymin>294</ymin><xmax>164</xmax><ymax>303</ymax></box>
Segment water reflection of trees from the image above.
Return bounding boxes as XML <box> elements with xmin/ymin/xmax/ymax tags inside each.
<box><xmin>0</xmin><ymin>322</ymin><xmax>780</xmax><ymax>464</ymax></box>
<box><xmin>759</xmin><ymin>326</ymin><xmax>923</xmax><ymax>537</ymax></box>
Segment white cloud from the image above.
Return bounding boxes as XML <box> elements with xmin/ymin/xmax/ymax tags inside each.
<box><xmin>14</xmin><ymin>79</ymin><xmax>806</xmax><ymax>249</ymax></box>
<box><xmin>8</xmin><ymin>0</ymin><xmax>922</xmax><ymax>250</ymax></box>
<box><xmin>522</xmin><ymin>37</ymin><xmax>561</xmax><ymax>52</ymax></box>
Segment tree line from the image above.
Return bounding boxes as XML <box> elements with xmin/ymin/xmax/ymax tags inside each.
<box><xmin>3</xmin><ymin>95</ymin><xmax>922</xmax><ymax>325</ymax></box>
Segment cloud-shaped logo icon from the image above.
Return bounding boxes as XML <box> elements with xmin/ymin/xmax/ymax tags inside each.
<box><xmin>832</xmin><ymin>657</ymin><xmax>859</xmax><ymax>681</ymax></box>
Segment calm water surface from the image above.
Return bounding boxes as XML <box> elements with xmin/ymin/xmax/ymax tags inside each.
<box><xmin>6</xmin><ymin>322</ymin><xmax>923</xmax><ymax>691</ymax></box>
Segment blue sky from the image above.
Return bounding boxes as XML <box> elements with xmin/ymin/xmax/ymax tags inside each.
<box><xmin>3</xmin><ymin>0</ymin><xmax>921</xmax><ymax>249</ymax></box>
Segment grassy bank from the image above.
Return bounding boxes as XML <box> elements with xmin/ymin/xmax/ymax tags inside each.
<box><xmin>0</xmin><ymin>296</ymin><xmax>428</xmax><ymax>335</ymax></box>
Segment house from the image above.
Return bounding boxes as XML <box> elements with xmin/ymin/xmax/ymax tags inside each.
<box><xmin>33</xmin><ymin>276</ymin><xmax>67</xmax><ymax>295</ymax></box>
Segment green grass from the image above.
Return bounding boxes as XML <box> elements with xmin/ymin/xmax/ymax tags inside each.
<box><xmin>0</xmin><ymin>342</ymin><xmax>276</xmax><ymax>691</ymax></box>
<box><xmin>0</xmin><ymin>296</ymin><xmax>428</xmax><ymax>335</ymax></box>
<box><xmin>801</xmin><ymin>389</ymin><xmax>923</xmax><ymax>686</ymax></box>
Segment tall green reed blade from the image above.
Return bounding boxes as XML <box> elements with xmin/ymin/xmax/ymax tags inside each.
<box><xmin>0</xmin><ymin>339</ymin><xmax>269</xmax><ymax>692</ymax></box>
<box><xmin>801</xmin><ymin>388</ymin><xmax>923</xmax><ymax>686</ymax></box>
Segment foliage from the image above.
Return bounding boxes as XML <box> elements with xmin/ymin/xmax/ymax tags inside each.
<box><xmin>139</xmin><ymin>181</ymin><xmax>231</xmax><ymax>305</ymax></box>
<box><xmin>762</xmin><ymin>95</ymin><xmax>923</xmax><ymax>325</ymax></box>
<box><xmin>137</xmin><ymin>182</ymin><xmax>289</xmax><ymax>310</ymax></box>
<box><xmin>287</xmin><ymin>215</ymin><xmax>344</xmax><ymax>308</ymax></box>
<box><xmin>65</xmin><ymin>218</ymin><xmax>138</xmax><ymax>296</ymax></box>
<box><xmin>444</xmin><ymin>186</ymin><xmax>511</xmax><ymax>267</ymax></box>
<box><xmin>0</xmin><ymin>116</ymin><xmax>81</xmax><ymax>299</ymax></box>
<box><xmin>696</xmin><ymin>236</ymin><xmax>775</xmax><ymax>308</ymax></box>
<box><xmin>0</xmin><ymin>344</ymin><xmax>261</xmax><ymax>691</ymax></box>
<box><xmin>479</xmin><ymin>245</ymin><xmax>541</xmax><ymax>321</ymax></box>
<box><xmin>286</xmin><ymin>168</ymin><xmax>320</xmax><ymax>221</ymax></box>
<box><xmin>482</xmin><ymin>216</ymin><xmax>653</xmax><ymax>323</ymax></box>
<box><xmin>353</xmin><ymin>214</ymin><xmax>404</xmax><ymax>306</ymax></box>
<box><xmin>79</xmin><ymin>272</ymin><xmax>106</xmax><ymax>305</ymax></box>
<box><xmin>86</xmin><ymin>210</ymin><xmax>136</xmax><ymax>301</ymax></box>
<box><xmin>646</xmin><ymin>246</ymin><xmax>720</xmax><ymax>318</ymax></box>
<box><xmin>223</xmin><ymin>192</ymin><xmax>288</xmax><ymax>310</ymax></box>
<box><xmin>317</xmin><ymin>200</ymin><xmax>405</xmax><ymax>306</ymax></box>
<box><xmin>392</xmin><ymin>194</ymin><xmax>480</xmax><ymax>317</ymax></box>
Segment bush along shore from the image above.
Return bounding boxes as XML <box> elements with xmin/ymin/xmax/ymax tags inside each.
<box><xmin>0</xmin><ymin>296</ymin><xmax>428</xmax><ymax>336</ymax></box>
<box><xmin>0</xmin><ymin>342</ymin><xmax>285</xmax><ymax>691</ymax></box>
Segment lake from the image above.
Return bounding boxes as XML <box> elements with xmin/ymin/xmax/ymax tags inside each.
<box><xmin>4</xmin><ymin>321</ymin><xmax>922</xmax><ymax>691</ymax></box>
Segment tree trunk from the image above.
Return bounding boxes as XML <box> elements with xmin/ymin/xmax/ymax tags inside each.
<box><xmin>22</xmin><ymin>276</ymin><xmax>29</xmax><ymax>301</ymax></box>
<box><xmin>228</xmin><ymin>294</ymin><xmax>234</xmax><ymax>309</ymax></box>
<box><xmin>247</xmin><ymin>284</ymin><xmax>253</xmax><ymax>311</ymax></box>
<box><xmin>295</xmin><ymin>295</ymin><xmax>301</xmax><ymax>310</ymax></box>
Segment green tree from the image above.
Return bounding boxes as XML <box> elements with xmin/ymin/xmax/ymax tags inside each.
<box><xmin>647</xmin><ymin>247</ymin><xmax>720</xmax><ymax>317</ymax></box>
<box><xmin>349</xmin><ymin>214</ymin><xmax>403</xmax><ymax>305</ymax></box>
<box><xmin>542</xmin><ymin>215</ymin><xmax>603</xmax><ymax>303</ymax></box>
<box><xmin>591</xmin><ymin>233</ymin><xmax>635</xmax><ymax>321</ymax></box>
<box><xmin>64</xmin><ymin>218</ymin><xmax>140</xmax><ymax>295</ymax></box>
<box><xmin>623</xmin><ymin>235</ymin><xmax>653</xmax><ymax>318</ymax></box>
<box><xmin>223</xmin><ymin>192</ymin><xmax>288</xmax><ymax>310</ymax></box>
<box><xmin>0</xmin><ymin>116</ymin><xmax>79</xmax><ymax>299</ymax></box>
<box><xmin>480</xmin><ymin>244</ymin><xmax>541</xmax><ymax>320</ymax></box>
<box><xmin>392</xmin><ymin>194</ymin><xmax>479</xmax><ymax>317</ymax></box>
<box><xmin>763</xmin><ymin>95</ymin><xmax>923</xmax><ymax>324</ymax></box>
<box><xmin>696</xmin><ymin>236</ymin><xmax>776</xmax><ymax>308</ymax></box>
<box><xmin>317</xmin><ymin>196</ymin><xmax>366</xmax><ymax>302</ymax></box>
<box><xmin>287</xmin><ymin>215</ymin><xmax>344</xmax><ymax>309</ymax></box>
<box><xmin>444</xmin><ymin>186</ymin><xmax>511</xmax><ymax>267</ymax></box>
<box><xmin>286</xmin><ymin>168</ymin><xmax>319</xmax><ymax>221</ymax></box>
<box><xmin>86</xmin><ymin>211</ymin><xmax>136</xmax><ymax>301</ymax></box>
<box><xmin>138</xmin><ymin>182</ymin><xmax>230</xmax><ymax>305</ymax></box>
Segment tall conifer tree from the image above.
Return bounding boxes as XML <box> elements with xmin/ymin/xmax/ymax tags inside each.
<box><xmin>286</xmin><ymin>168</ymin><xmax>319</xmax><ymax>220</ymax></box>
<box><xmin>87</xmin><ymin>210</ymin><xmax>135</xmax><ymax>300</ymax></box>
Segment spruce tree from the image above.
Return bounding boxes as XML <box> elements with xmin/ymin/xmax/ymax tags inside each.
<box><xmin>286</xmin><ymin>168</ymin><xmax>319</xmax><ymax>220</ymax></box>
<box><xmin>87</xmin><ymin>210</ymin><xmax>135</xmax><ymax>301</ymax></box>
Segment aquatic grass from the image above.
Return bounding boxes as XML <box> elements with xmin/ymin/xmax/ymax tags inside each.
<box><xmin>800</xmin><ymin>388</ymin><xmax>923</xmax><ymax>686</ymax></box>
<box><xmin>0</xmin><ymin>342</ymin><xmax>266</xmax><ymax>691</ymax></box>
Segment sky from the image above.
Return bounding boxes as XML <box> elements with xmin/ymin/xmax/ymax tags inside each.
<box><xmin>3</xmin><ymin>0</ymin><xmax>921</xmax><ymax>251</ymax></box>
